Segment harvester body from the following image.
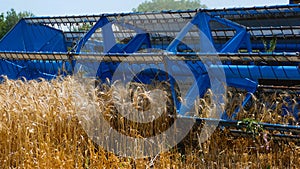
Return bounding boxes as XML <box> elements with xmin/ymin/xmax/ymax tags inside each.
<box><xmin>0</xmin><ymin>5</ymin><xmax>299</xmax><ymax>134</ymax></box>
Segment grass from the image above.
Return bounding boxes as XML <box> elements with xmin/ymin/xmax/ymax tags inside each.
<box><xmin>0</xmin><ymin>76</ymin><xmax>299</xmax><ymax>168</ymax></box>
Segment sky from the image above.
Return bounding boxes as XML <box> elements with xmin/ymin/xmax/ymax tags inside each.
<box><xmin>0</xmin><ymin>0</ymin><xmax>290</xmax><ymax>16</ymax></box>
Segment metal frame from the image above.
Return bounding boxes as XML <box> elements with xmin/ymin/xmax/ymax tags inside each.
<box><xmin>21</xmin><ymin>4</ymin><xmax>300</xmax><ymax>53</ymax></box>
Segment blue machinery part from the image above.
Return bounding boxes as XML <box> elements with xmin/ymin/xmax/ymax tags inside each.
<box><xmin>0</xmin><ymin>5</ymin><xmax>299</xmax><ymax>138</ymax></box>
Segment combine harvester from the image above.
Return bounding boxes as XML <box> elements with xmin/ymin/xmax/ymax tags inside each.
<box><xmin>0</xmin><ymin>4</ymin><xmax>299</xmax><ymax>141</ymax></box>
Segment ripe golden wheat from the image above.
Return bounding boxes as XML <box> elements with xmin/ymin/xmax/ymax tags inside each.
<box><xmin>0</xmin><ymin>76</ymin><xmax>299</xmax><ymax>168</ymax></box>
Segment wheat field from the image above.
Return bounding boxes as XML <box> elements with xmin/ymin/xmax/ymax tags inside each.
<box><xmin>0</xmin><ymin>76</ymin><xmax>299</xmax><ymax>168</ymax></box>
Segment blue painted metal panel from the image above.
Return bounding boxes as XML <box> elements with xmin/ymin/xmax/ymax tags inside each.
<box><xmin>122</xmin><ymin>33</ymin><xmax>151</xmax><ymax>53</ymax></box>
<box><xmin>0</xmin><ymin>59</ymin><xmax>72</xmax><ymax>80</ymax></box>
<box><xmin>211</xmin><ymin>65</ymin><xmax>300</xmax><ymax>80</ymax></box>
<box><xmin>166</xmin><ymin>22</ymin><xmax>195</xmax><ymax>52</ymax></box>
<box><xmin>0</xmin><ymin>19</ymin><xmax>67</xmax><ymax>52</ymax></box>
<box><xmin>75</xmin><ymin>16</ymin><xmax>122</xmax><ymax>53</ymax></box>
<box><xmin>167</xmin><ymin>12</ymin><xmax>251</xmax><ymax>53</ymax></box>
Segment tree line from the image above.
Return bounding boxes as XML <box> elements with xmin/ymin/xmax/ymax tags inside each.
<box><xmin>0</xmin><ymin>9</ymin><xmax>34</xmax><ymax>39</ymax></box>
<box><xmin>133</xmin><ymin>0</ymin><xmax>206</xmax><ymax>12</ymax></box>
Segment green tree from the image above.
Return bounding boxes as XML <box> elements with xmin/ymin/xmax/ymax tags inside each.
<box><xmin>132</xmin><ymin>0</ymin><xmax>206</xmax><ymax>12</ymax></box>
<box><xmin>0</xmin><ymin>13</ymin><xmax>6</xmax><ymax>39</ymax></box>
<box><xmin>0</xmin><ymin>9</ymin><xmax>34</xmax><ymax>39</ymax></box>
